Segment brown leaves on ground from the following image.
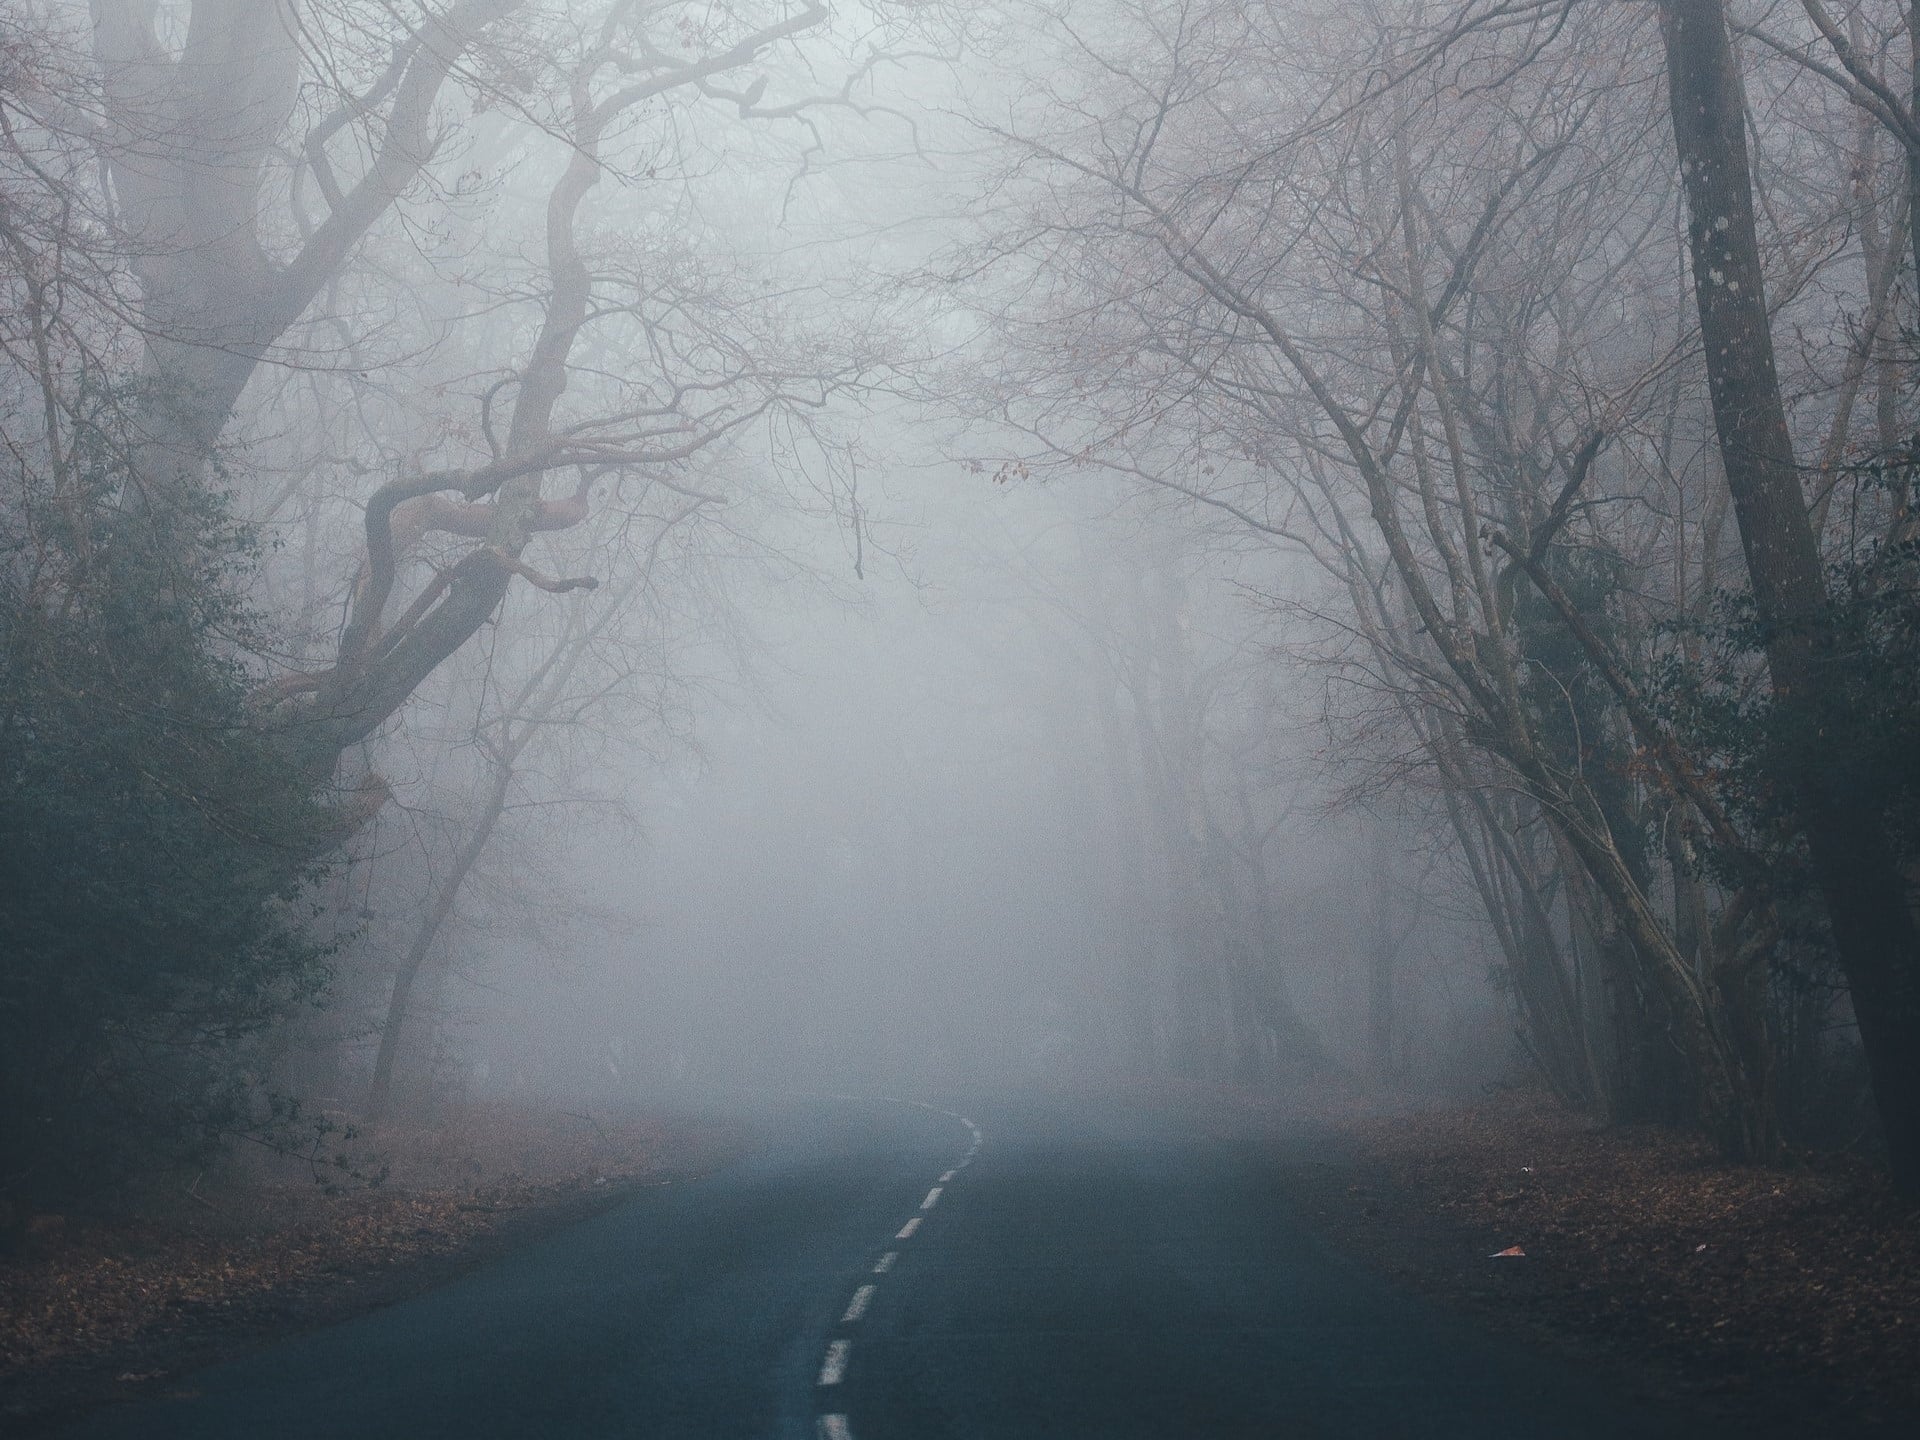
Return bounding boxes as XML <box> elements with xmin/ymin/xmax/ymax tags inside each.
<box><xmin>1321</xmin><ymin>1088</ymin><xmax>1920</xmax><ymax>1433</ymax></box>
<box><xmin>3</xmin><ymin>1190</ymin><xmax>502</xmax><ymax>1373</ymax></box>
<box><xmin>0</xmin><ymin>1102</ymin><xmax>740</xmax><ymax>1430</ymax></box>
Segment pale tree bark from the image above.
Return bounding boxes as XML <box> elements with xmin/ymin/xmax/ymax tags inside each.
<box><xmin>89</xmin><ymin>0</ymin><xmax>521</xmax><ymax>501</ymax></box>
<box><xmin>84</xmin><ymin>0</ymin><xmax>839</xmax><ymax>798</ymax></box>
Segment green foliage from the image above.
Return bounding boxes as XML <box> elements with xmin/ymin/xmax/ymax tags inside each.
<box><xmin>1650</xmin><ymin>461</ymin><xmax>1920</xmax><ymax>1145</ymax></box>
<box><xmin>1654</xmin><ymin>478</ymin><xmax>1920</xmax><ymax>893</ymax></box>
<box><xmin>0</xmin><ymin>417</ymin><xmax>336</xmax><ymax>1209</ymax></box>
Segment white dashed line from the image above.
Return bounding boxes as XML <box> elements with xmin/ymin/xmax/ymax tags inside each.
<box><xmin>811</xmin><ymin>1102</ymin><xmax>987</xmax><ymax>1440</ymax></box>
<box><xmin>842</xmin><ymin>1284</ymin><xmax>876</xmax><ymax>1323</ymax></box>
<box><xmin>818</xmin><ymin>1340</ymin><xmax>851</xmax><ymax>1386</ymax></box>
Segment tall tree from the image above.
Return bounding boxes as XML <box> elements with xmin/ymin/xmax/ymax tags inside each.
<box><xmin>1659</xmin><ymin>0</ymin><xmax>1920</xmax><ymax>1191</ymax></box>
<box><xmin>82</xmin><ymin>0</ymin><xmax>862</xmax><ymax>798</ymax></box>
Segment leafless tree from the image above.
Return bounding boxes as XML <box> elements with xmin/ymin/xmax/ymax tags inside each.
<box><xmin>946</xmin><ymin>0</ymin><xmax>1888</xmax><ymax>1155</ymax></box>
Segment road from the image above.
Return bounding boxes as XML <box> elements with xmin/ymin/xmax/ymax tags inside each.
<box><xmin>61</xmin><ymin>1093</ymin><xmax>1719</xmax><ymax>1439</ymax></box>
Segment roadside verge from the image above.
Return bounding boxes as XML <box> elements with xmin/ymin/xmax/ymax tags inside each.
<box><xmin>1275</xmin><ymin>1088</ymin><xmax>1918</xmax><ymax>1438</ymax></box>
<box><xmin>0</xmin><ymin>1101</ymin><xmax>744</xmax><ymax>1435</ymax></box>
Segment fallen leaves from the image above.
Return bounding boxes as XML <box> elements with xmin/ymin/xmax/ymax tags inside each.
<box><xmin>1329</xmin><ymin>1089</ymin><xmax>1920</xmax><ymax>1426</ymax></box>
<box><xmin>0</xmin><ymin>1102</ymin><xmax>738</xmax><ymax>1427</ymax></box>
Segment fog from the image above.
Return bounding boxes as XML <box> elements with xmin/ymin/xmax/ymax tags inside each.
<box><xmin>418</xmin><ymin>456</ymin><xmax>1509</xmax><ymax>1113</ymax></box>
<box><xmin>11</xmin><ymin>0</ymin><xmax>1902</xmax><ymax>1217</ymax></box>
<box><xmin>20</xmin><ymin>9</ymin><xmax>1920</xmax><ymax>1435</ymax></box>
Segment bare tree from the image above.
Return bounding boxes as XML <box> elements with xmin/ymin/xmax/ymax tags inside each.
<box><xmin>59</xmin><ymin>1</ymin><xmax>926</xmax><ymax>814</ymax></box>
<box><xmin>363</xmin><ymin>488</ymin><xmax>710</xmax><ymax>1123</ymax></box>
<box><xmin>950</xmin><ymin>0</ymin><xmax>1810</xmax><ymax>1153</ymax></box>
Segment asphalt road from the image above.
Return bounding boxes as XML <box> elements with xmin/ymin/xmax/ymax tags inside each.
<box><xmin>62</xmin><ymin>1093</ymin><xmax>1720</xmax><ymax>1439</ymax></box>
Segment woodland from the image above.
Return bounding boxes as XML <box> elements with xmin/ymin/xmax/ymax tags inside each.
<box><xmin>3</xmin><ymin>0</ymin><xmax>1920</xmax><ymax>1228</ymax></box>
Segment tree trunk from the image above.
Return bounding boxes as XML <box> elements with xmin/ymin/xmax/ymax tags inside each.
<box><xmin>1661</xmin><ymin>0</ymin><xmax>1920</xmax><ymax>1191</ymax></box>
<box><xmin>1367</xmin><ymin>825</ymin><xmax>1397</xmax><ymax>1083</ymax></box>
<box><xmin>1444</xmin><ymin>779</ymin><xmax>1598</xmax><ymax>1109</ymax></box>
<box><xmin>365</xmin><ymin>756</ymin><xmax>514</xmax><ymax>1126</ymax></box>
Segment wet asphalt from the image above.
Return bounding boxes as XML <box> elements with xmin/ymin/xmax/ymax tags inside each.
<box><xmin>58</xmin><ymin>1092</ymin><xmax>1722</xmax><ymax>1439</ymax></box>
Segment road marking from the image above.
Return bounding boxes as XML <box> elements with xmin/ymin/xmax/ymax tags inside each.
<box><xmin>803</xmin><ymin>1096</ymin><xmax>990</xmax><ymax>1440</ymax></box>
<box><xmin>818</xmin><ymin>1340</ymin><xmax>851</xmax><ymax>1386</ymax></box>
<box><xmin>841</xmin><ymin>1283</ymin><xmax>876</xmax><ymax>1322</ymax></box>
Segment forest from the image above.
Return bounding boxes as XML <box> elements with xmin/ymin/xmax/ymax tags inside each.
<box><xmin>4</xmin><ymin>0</ymin><xmax>1920</xmax><ymax>1248</ymax></box>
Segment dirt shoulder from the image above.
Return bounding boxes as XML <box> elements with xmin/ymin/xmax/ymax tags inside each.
<box><xmin>0</xmin><ymin>1101</ymin><xmax>746</xmax><ymax>1436</ymax></box>
<box><xmin>1273</xmin><ymin>1088</ymin><xmax>1919</xmax><ymax>1438</ymax></box>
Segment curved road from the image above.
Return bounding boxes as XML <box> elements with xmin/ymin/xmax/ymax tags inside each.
<box><xmin>63</xmin><ymin>1094</ymin><xmax>1719</xmax><ymax>1439</ymax></box>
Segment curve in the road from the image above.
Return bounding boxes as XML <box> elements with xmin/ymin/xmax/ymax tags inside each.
<box><xmin>815</xmin><ymin>1100</ymin><xmax>983</xmax><ymax>1440</ymax></box>
<box><xmin>52</xmin><ymin>1092</ymin><xmax>1757</xmax><ymax>1440</ymax></box>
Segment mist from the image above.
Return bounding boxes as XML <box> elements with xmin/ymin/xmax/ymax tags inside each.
<box><xmin>439</xmin><ymin>463</ymin><xmax>1509</xmax><ymax>1110</ymax></box>
<box><xmin>7</xmin><ymin>2</ymin><xmax>1919</xmax><ymax>1434</ymax></box>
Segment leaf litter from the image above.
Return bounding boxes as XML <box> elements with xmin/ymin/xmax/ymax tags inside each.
<box><xmin>0</xmin><ymin>1101</ymin><xmax>740</xmax><ymax>1431</ymax></box>
<box><xmin>1301</xmin><ymin>1087</ymin><xmax>1920</xmax><ymax>1435</ymax></box>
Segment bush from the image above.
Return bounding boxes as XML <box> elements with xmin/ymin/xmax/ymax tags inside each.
<box><xmin>0</xmin><ymin>443</ymin><xmax>336</xmax><ymax>1210</ymax></box>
